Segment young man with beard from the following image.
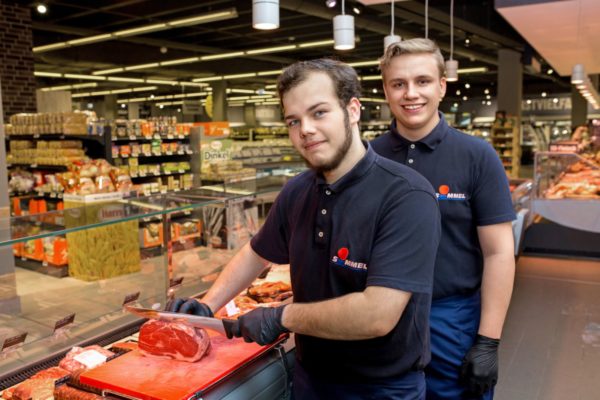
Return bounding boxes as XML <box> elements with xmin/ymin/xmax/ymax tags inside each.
<box><xmin>168</xmin><ymin>58</ymin><xmax>441</xmax><ymax>399</ymax></box>
<box><xmin>371</xmin><ymin>38</ymin><xmax>516</xmax><ymax>399</ymax></box>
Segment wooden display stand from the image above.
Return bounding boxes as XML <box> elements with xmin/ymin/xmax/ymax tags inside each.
<box><xmin>491</xmin><ymin>117</ymin><xmax>520</xmax><ymax>178</ymax></box>
<box><xmin>63</xmin><ymin>193</ymin><xmax>140</xmax><ymax>281</ymax></box>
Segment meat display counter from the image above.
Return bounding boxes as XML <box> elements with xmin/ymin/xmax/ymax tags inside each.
<box><xmin>0</xmin><ymin>180</ymin><xmax>295</xmax><ymax>399</ymax></box>
<box><xmin>522</xmin><ymin>151</ymin><xmax>600</xmax><ymax>257</ymax></box>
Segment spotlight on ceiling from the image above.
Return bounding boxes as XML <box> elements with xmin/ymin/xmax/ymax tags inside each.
<box><xmin>36</xmin><ymin>3</ymin><xmax>47</xmax><ymax>14</ymax></box>
<box><xmin>352</xmin><ymin>3</ymin><xmax>364</xmax><ymax>15</ymax></box>
<box><xmin>326</xmin><ymin>0</ymin><xmax>337</xmax><ymax>8</ymax></box>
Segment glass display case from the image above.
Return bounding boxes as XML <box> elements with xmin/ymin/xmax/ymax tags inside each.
<box><xmin>0</xmin><ymin>179</ymin><xmax>295</xmax><ymax>397</ymax></box>
<box><xmin>532</xmin><ymin>151</ymin><xmax>600</xmax><ymax>233</ymax></box>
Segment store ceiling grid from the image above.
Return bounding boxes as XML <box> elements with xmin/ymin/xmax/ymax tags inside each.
<box><xmin>31</xmin><ymin>0</ymin><xmax>572</xmax><ymax>103</ymax></box>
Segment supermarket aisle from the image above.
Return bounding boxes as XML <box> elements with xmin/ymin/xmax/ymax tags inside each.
<box><xmin>496</xmin><ymin>256</ymin><xmax>600</xmax><ymax>400</ymax></box>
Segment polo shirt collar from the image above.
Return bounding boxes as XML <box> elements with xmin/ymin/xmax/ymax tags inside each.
<box><xmin>389</xmin><ymin>111</ymin><xmax>448</xmax><ymax>150</ymax></box>
<box><xmin>315</xmin><ymin>141</ymin><xmax>376</xmax><ymax>193</ymax></box>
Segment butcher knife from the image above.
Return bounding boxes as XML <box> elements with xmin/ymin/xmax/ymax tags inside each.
<box><xmin>125</xmin><ymin>305</ymin><xmax>238</xmax><ymax>337</ymax></box>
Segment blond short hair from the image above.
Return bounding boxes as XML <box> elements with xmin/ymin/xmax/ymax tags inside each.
<box><xmin>379</xmin><ymin>38</ymin><xmax>445</xmax><ymax>79</ymax></box>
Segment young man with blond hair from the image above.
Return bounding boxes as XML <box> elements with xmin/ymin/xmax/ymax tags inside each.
<box><xmin>372</xmin><ymin>38</ymin><xmax>516</xmax><ymax>399</ymax></box>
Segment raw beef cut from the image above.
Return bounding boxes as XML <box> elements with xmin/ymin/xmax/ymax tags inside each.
<box><xmin>138</xmin><ymin>319</ymin><xmax>211</xmax><ymax>363</ymax></box>
<box><xmin>54</xmin><ymin>385</ymin><xmax>103</xmax><ymax>400</ymax></box>
<box><xmin>59</xmin><ymin>345</ymin><xmax>114</xmax><ymax>373</ymax></box>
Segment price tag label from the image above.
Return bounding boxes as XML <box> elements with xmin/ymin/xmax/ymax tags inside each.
<box><xmin>178</xmin><ymin>134</ymin><xmax>185</xmax><ymax>139</ymax></box>
<box><xmin>165</xmin><ymin>171</ymin><xmax>171</xmax><ymax>175</ymax></box>
<box><xmin>1</xmin><ymin>332</ymin><xmax>27</xmax><ymax>352</ymax></box>
<box><xmin>58</xmin><ymin>193</ymin><xmax>63</xmax><ymax>199</ymax></box>
<box><xmin>153</xmin><ymin>172</ymin><xmax>160</xmax><ymax>176</ymax></box>
<box><xmin>139</xmin><ymin>172</ymin><xmax>146</xmax><ymax>177</ymax></box>
<box><xmin>177</xmin><ymin>150</ymin><xmax>184</xmax><ymax>155</ymax></box>
<box><xmin>54</xmin><ymin>313</ymin><xmax>75</xmax><ymax>333</ymax></box>
<box><xmin>144</xmin><ymin>152</ymin><xmax>152</xmax><ymax>157</ymax></box>
<box><xmin>50</xmin><ymin>192</ymin><xmax>57</xmax><ymax>198</ymax></box>
<box><xmin>178</xmin><ymin>169</ymin><xmax>185</xmax><ymax>174</ymax></box>
<box><xmin>154</xmin><ymin>135</ymin><xmax>161</xmax><ymax>139</ymax></box>
<box><xmin>166</xmin><ymin>151</ymin><xmax>173</xmax><ymax>155</ymax></box>
<box><xmin>167</xmin><ymin>135</ymin><xmax>174</xmax><ymax>139</ymax></box>
<box><xmin>225</xmin><ymin>300</ymin><xmax>240</xmax><ymax>317</ymax></box>
<box><xmin>31</xmin><ymin>164</ymin><xmax>38</xmax><ymax>168</ymax></box>
<box><xmin>33</xmin><ymin>134</ymin><xmax>40</xmax><ymax>139</ymax></box>
<box><xmin>129</xmin><ymin>135</ymin><xmax>136</xmax><ymax>140</ymax></box>
<box><xmin>169</xmin><ymin>277</ymin><xmax>184</xmax><ymax>289</ymax></box>
<box><xmin>122</xmin><ymin>291</ymin><xmax>140</xmax><ymax>306</ymax></box>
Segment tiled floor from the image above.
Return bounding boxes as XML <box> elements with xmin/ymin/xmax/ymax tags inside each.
<box><xmin>496</xmin><ymin>256</ymin><xmax>600</xmax><ymax>400</ymax></box>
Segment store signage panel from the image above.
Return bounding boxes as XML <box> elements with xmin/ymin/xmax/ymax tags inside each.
<box><xmin>549</xmin><ymin>141</ymin><xmax>580</xmax><ymax>153</ymax></box>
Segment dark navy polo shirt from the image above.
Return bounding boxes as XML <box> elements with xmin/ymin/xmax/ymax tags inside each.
<box><xmin>371</xmin><ymin>113</ymin><xmax>515</xmax><ymax>300</ymax></box>
<box><xmin>251</xmin><ymin>142</ymin><xmax>440</xmax><ymax>383</ymax></box>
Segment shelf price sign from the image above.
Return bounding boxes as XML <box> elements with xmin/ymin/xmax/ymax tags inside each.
<box><xmin>54</xmin><ymin>313</ymin><xmax>76</xmax><ymax>334</ymax></box>
<box><xmin>1</xmin><ymin>332</ymin><xmax>28</xmax><ymax>353</ymax></box>
<box><xmin>122</xmin><ymin>291</ymin><xmax>141</xmax><ymax>306</ymax></box>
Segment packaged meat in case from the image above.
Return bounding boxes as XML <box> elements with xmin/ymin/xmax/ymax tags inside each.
<box><xmin>59</xmin><ymin>345</ymin><xmax>115</xmax><ymax>373</ymax></box>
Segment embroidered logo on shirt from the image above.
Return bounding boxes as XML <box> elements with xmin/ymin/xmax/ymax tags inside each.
<box><xmin>331</xmin><ymin>247</ymin><xmax>367</xmax><ymax>271</ymax></box>
<box><xmin>436</xmin><ymin>184</ymin><xmax>466</xmax><ymax>201</ymax></box>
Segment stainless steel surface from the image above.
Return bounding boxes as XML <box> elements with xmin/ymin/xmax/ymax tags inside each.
<box><xmin>125</xmin><ymin>306</ymin><xmax>227</xmax><ymax>336</ymax></box>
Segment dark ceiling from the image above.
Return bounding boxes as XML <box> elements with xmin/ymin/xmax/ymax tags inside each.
<box><xmin>30</xmin><ymin>0</ymin><xmax>571</xmax><ymax>107</ymax></box>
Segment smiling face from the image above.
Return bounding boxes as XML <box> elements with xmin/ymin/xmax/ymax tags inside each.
<box><xmin>282</xmin><ymin>71</ymin><xmax>363</xmax><ymax>182</ymax></box>
<box><xmin>382</xmin><ymin>53</ymin><xmax>447</xmax><ymax>141</ymax></box>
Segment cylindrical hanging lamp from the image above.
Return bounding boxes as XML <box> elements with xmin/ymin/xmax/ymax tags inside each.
<box><xmin>445</xmin><ymin>0</ymin><xmax>458</xmax><ymax>82</ymax></box>
<box><xmin>383</xmin><ymin>0</ymin><xmax>400</xmax><ymax>51</ymax></box>
<box><xmin>445</xmin><ymin>60</ymin><xmax>458</xmax><ymax>82</ymax></box>
<box><xmin>253</xmin><ymin>0</ymin><xmax>279</xmax><ymax>30</ymax></box>
<box><xmin>571</xmin><ymin>64</ymin><xmax>585</xmax><ymax>84</ymax></box>
<box><xmin>333</xmin><ymin>14</ymin><xmax>354</xmax><ymax>50</ymax></box>
<box><xmin>384</xmin><ymin>35</ymin><xmax>401</xmax><ymax>51</ymax></box>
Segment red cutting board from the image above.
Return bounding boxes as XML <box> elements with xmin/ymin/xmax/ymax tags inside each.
<box><xmin>79</xmin><ymin>332</ymin><xmax>285</xmax><ymax>400</ymax></box>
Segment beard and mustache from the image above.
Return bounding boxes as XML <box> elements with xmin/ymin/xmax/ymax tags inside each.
<box><xmin>301</xmin><ymin>108</ymin><xmax>354</xmax><ymax>174</ymax></box>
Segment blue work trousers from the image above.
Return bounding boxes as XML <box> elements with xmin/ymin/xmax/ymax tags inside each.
<box><xmin>426</xmin><ymin>291</ymin><xmax>494</xmax><ymax>400</ymax></box>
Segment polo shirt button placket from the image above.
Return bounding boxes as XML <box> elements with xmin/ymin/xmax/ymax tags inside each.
<box><xmin>408</xmin><ymin>158</ymin><xmax>414</xmax><ymax>164</ymax></box>
<box><xmin>325</xmin><ymin>189</ymin><xmax>332</xmax><ymax>195</ymax></box>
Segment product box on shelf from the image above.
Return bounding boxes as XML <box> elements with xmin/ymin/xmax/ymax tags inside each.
<box><xmin>63</xmin><ymin>192</ymin><xmax>141</xmax><ymax>281</ymax></box>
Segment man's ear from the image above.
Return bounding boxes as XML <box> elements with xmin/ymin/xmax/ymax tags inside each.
<box><xmin>439</xmin><ymin>77</ymin><xmax>447</xmax><ymax>100</ymax></box>
<box><xmin>347</xmin><ymin>97</ymin><xmax>361</xmax><ymax>124</ymax></box>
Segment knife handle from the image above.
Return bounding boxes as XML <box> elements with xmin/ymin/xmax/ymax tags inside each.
<box><xmin>221</xmin><ymin>318</ymin><xmax>240</xmax><ymax>339</ymax></box>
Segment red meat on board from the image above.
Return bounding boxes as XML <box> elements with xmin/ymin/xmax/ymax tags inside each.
<box><xmin>138</xmin><ymin>320</ymin><xmax>211</xmax><ymax>363</ymax></box>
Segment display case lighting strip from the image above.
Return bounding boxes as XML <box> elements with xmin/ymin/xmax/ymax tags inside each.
<box><xmin>33</xmin><ymin>8</ymin><xmax>238</xmax><ymax>53</ymax></box>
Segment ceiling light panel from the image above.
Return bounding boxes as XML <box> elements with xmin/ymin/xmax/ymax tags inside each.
<box><xmin>33</xmin><ymin>8</ymin><xmax>238</xmax><ymax>53</ymax></box>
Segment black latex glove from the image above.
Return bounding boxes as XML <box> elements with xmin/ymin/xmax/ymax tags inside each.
<box><xmin>225</xmin><ymin>305</ymin><xmax>289</xmax><ymax>345</ymax></box>
<box><xmin>460</xmin><ymin>334</ymin><xmax>500</xmax><ymax>395</ymax></box>
<box><xmin>165</xmin><ymin>298</ymin><xmax>213</xmax><ymax>317</ymax></box>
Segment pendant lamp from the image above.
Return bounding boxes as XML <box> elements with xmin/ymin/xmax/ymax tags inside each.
<box><xmin>253</xmin><ymin>0</ymin><xmax>279</xmax><ymax>30</ymax></box>
<box><xmin>333</xmin><ymin>0</ymin><xmax>354</xmax><ymax>50</ymax></box>
<box><xmin>384</xmin><ymin>0</ymin><xmax>401</xmax><ymax>51</ymax></box>
<box><xmin>445</xmin><ymin>0</ymin><xmax>458</xmax><ymax>82</ymax></box>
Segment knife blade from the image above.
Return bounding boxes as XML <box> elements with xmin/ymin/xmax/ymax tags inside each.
<box><xmin>125</xmin><ymin>306</ymin><xmax>237</xmax><ymax>337</ymax></box>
